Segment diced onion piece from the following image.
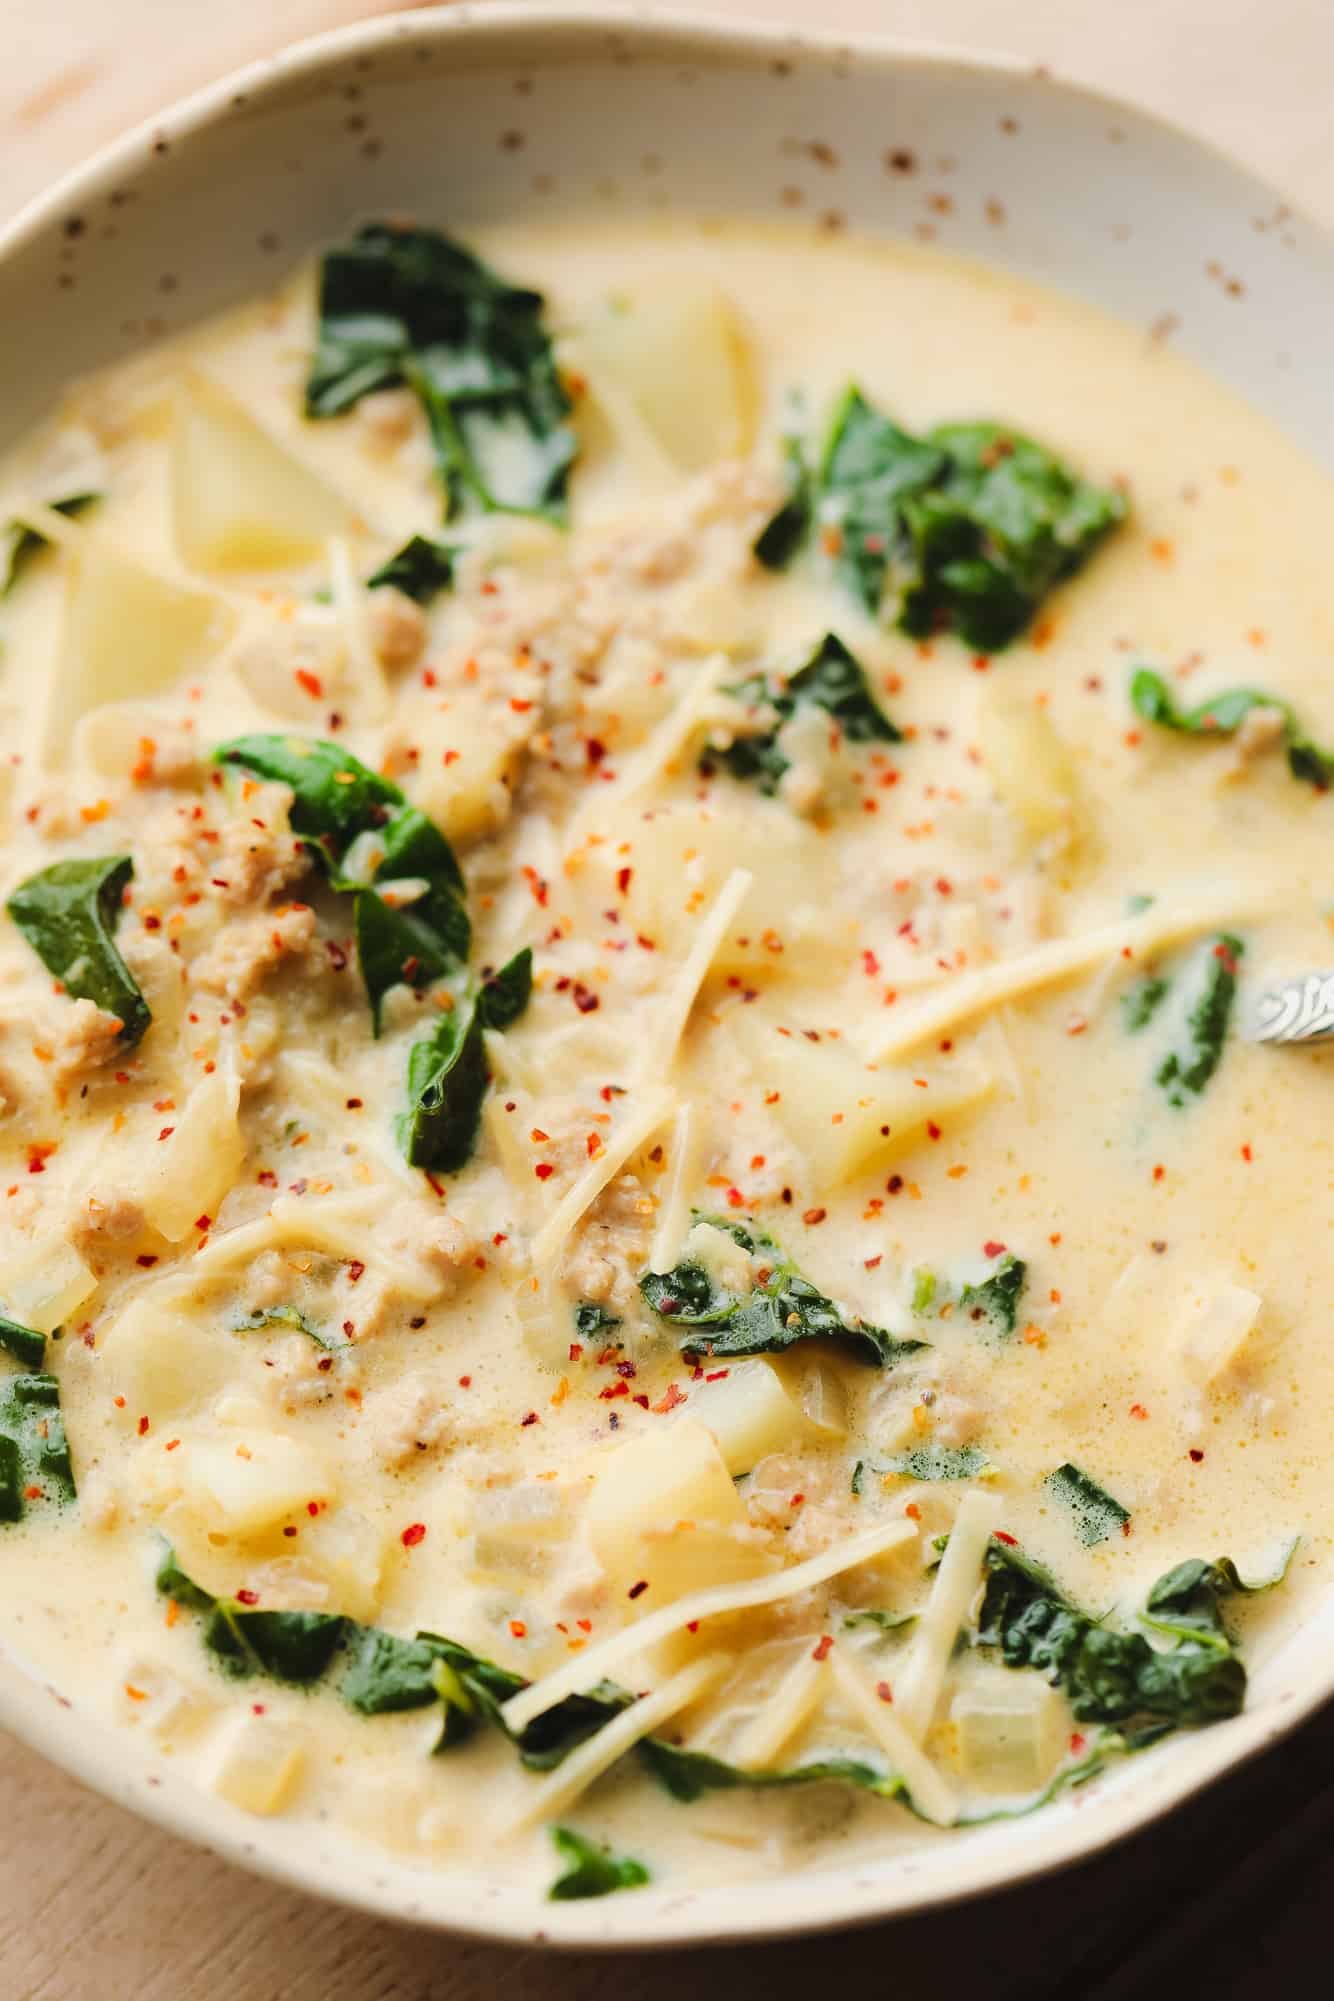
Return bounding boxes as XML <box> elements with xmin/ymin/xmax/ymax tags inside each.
<box><xmin>501</xmin><ymin>1652</ymin><xmax>731</xmax><ymax>1834</ymax></box>
<box><xmin>137</xmin><ymin>1067</ymin><xmax>245</xmax><ymax>1243</ymax></box>
<box><xmin>172</xmin><ymin>371</ymin><xmax>356</xmax><ymax>569</ymax></box>
<box><xmin>502</xmin><ymin>1513</ymin><xmax>917</xmax><ymax>1735</ymax></box>
<box><xmin>685</xmin><ymin>1358</ymin><xmax>808</xmax><ymax>1476</ymax></box>
<box><xmin>829</xmin><ymin>1646</ymin><xmax>958</xmax><ymax>1826</ymax></box>
<box><xmin>205</xmin><ymin>1712</ymin><xmax>306</xmax><ymax>1815</ymax></box>
<box><xmin>1176</xmin><ymin>1281</ymin><xmax>1262</xmax><ymax>1384</ymax></box>
<box><xmin>585</xmin><ymin>1419</ymin><xmax>768</xmax><ymax>1603</ymax></box>
<box><xmin>892</xmin><ymin>1489</ymin><xmax>1002</xmax><ymax>1743</ymax></box>
<box><xmin>978</xmin><ymin>690</ymin><xmax>1082</xmax><ymax>844</ymax></box>
<box><xmin>114</xmin><ymin>1654</ymin><xmax>213</xmax><ymax>1738</ymax></box>
<box><xmin>772</xmin><ymin>1354</ymin><xmax>849</xmax><ymax>1440</ymax></box>
<box><xmin>951</xmin><ymin>1668</ymin><xmax>1067</xmax><ymax>1793</ymax></box>
<box><xmin>574</xmin><ymin>282</ymin><xmax>755</xmax><ymax>473</ymax></box>
<box><xmin>0</xmin><ymin>1235</ymin><xmax>96</xmax><ymax>1334</ymax></box>
<box><xmin>731</xmin><ymin>1650</ymin><xmax>829</xmax><ymax>1770</ymax></box>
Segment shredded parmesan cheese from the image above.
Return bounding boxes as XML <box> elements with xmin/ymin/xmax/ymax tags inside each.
<box><xmin>828</xmin><ymin>1646</ymin><xmax>959</xmax><ymax>1825</ymax></box>
<box><xmin>892</xmin><ymin>1489</ymin><xmax>1002</xmax><ymax>1743</ymax></box>
<box><xmin>529</xmin><ymin>1088</ymin><xmax>676</xmax><ymax>1269</ymax></box>
<box><xmin>639</xmin><ymin>867</ymin><xmax>753</xmax><ymax>1081</ymax></box>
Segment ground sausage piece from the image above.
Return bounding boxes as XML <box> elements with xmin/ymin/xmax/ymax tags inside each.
<box><xmin>54</xmin><ymin>998</ymin><xmax>124</xmax><ymax>1079</ymax></box>
<box><xmin>191</xmin><ymin>902</ymin><xmax>318</xmax><ymax>1000</ymax></box>
<box><xmin>214</xmin><ymin>782</ymin><xmax>309</xmax><ymax>907</ymax></box>
<box><xmin>367</xmin><ymin>588</ymin><xmax>428</xmax><ymax>672</ymax></box>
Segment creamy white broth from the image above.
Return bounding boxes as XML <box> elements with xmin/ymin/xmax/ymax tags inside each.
<box><xmin>0</xmin><ymin>211</ymin><xmax>1330</xmax><ymax>1894</ymax></box>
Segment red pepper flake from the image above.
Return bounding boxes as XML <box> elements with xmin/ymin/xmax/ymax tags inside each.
<box><xmin>876</xmin><ymin>1681</ymin><xmax>894</xmax><ymax>1704</ymax></box>
<box><xmin>26</xmin><ymin>1142</ymin><xmax>56</xmax><ymax>1175</ymax></box>
<box><xmin>790</xmin><ymin>1493</ymin><xmax>805</xmax><ymax>1509</ymax></box>
<box><xmin>1070</xmin><ymin>1731</ymin><xmax>1087</xmax><ymax>1754</ymax></box>
<box><xmin>905</xmin><ymin>1502</ymin><xmax>922</xmax><ymax>1521</ymax></box>
<box><xmin>586</xmin><ymin>737</ymin><xmax>608</xmax><ymax>766</ymax></box>
<box><xmin>1213</xmin><ymin>941</ymin><xmax>1239</xmax><ymax>975</ymax></box>
<box><xmin>1152</xmin><ymin>1163</ymin><xmax>1165</xmax><ymax>1183</ymax></box>
<box><xmin>1240</xmin><ymin>1143</ymin><xmax>1253</xmax><ymax>1163</ymax></box>
<box><xmin>235</xmin><ymin>1589</ymin><xmax>260</xmax><ymax>1607</ymax></box>
<box><xmin>458</xmin><ymin>1374</ymin><xmax>472</xmax><ymax>1388</ymax></box>
<box><xmin>136</xmin><ymin>1254</ymin><xmax>159</xmax><ymax>1269</ymax></box>
<box><xmin>926</xmin><ymin>1121</ymin><xmax>942</xmax><ymax>1140</ymax></box>
<box><xmin>811</xmin><ymin>1634</ymin><xmax>833</xmax><ymax>1662</ymax></box>
<box><xmin>345</xmin><ymin>1097</ymin><xmax>363</xmax><ymax>1111</ymax></box>
<box><xmin>1188</xmin><ymin>1447</ymin><xmax>1204</xmax><ymax>1463</ymax></box>
<box><xmin>615</xmin><ymin>866</ymin><xmax>633</xmax><ymax>895</ymax></box>
<box><xmin>631</xmin><ymin>1393</ymin><xmax>649</xmax><ymax>1409</ymax></box>
<box><xmin>1129</xmin><ymin>1402</ymin><xmax>1149</xmax><ymax>1420</ymax></box>
<box><xmin>704</xmin><ymin>1369</ymin><xmax>730</xmax><ymax>1383</ymax></box>
<box><xmin>509</xmin><ymin>1619</ymin><xmax>527</xmax><ymax>1638</ymax></box>
<box><xmin>598</xmin><ymin>1380</ymin><xmax>629</xmax><ymax>1400</ymax></box>
<box><xmin>995</xmin><ymin>1530</ymin><xmax>1018</xmax><ymax>1546</ymax></box>
<box><xmin>295</xmin><ymin>668</ymin><xmax>323</xmax><ymax>699</ymax></box>
<box><xmin>627</xmin><ymin>1579</ymin><xmax>649</xmax><ymax>1600</ymax></box>
<box><xmin>573</xmin><ymin>983</ymin><xmax>600</xmax><ymax>1014</ymax></box>
<box><xmin>534</xmin><ymin>1161</ymin><xmax>555</xmax><ymax>1181</ymax></box>
<box><xmin>257</xmin><ymin>1169</ymin><xmax>278</xmax><ymax>1189</ymax></box>
<box><xmin>23</xmin><ymin>1484</ymin><xmax>42</xmax><ymax>1501</ymax></box>
<box><xmin>653</xmin><ymin>1383</ymin><xmax>686</xmax><ymax>1414</ymax></box>
<box><xmin>887</xmin><ymin>1174</ymin><xmax>904</xmax><ymax>1194</ymax></box>
<box><xmin>346</xmin><ymin>1260</ymin><xmax>365</xmax><ymax>1284</ymax></box>
<box><xmin>983</xmin><ymin>1239</ymin><xmax>1006</xmax><ymax>1258</ymax></box>
<box><xmin>521</xmin><ymin>1410</ymin><xmax>540</xmax><ymax>1426</ymax></box>
<box><xmin>803</xmin><ymin>1206</ymin><xmax>827</xmax><ymax>1226</ymax></box>
<box><xmin>862</xmin><ymin>949</ymin><xmax>880</xmax><ymax>976</ymax></box>
<box><xmin>307</xmin><ymin>1501</ymin><xmax>321</xmax><ymax>1517</ymax></box>
<box><xmin>137</xmin><ymin>1416</ymin><xmax>150</xmax><ymax>1435</ymax></box>
<box><xmin>400</xmin><ymin>1522</ymin><xmax>427</xmax><ymax>1548</ymax></box>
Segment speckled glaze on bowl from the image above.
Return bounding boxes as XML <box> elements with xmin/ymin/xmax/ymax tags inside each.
<box><xmin>2</xmin><ymin>2</ymin><xmax>1333</xmax><ymax>1950</ymax></box>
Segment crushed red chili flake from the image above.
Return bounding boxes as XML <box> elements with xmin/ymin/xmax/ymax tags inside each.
<box><xmin>401</xmin><ymin>1522</ymin><xmax>427</xmax><ymax>1547</ymax></box>
<box><xmin>1070</xmin><ymin>1731</ymin><xmax>1087</xmax><ymax>1754</ymax></box>
<box><xmin>811</xmin><ymin>1634</ymin><xmax>833</xmax><ymax>1662</ymax></box>
<box><xmin>926</xmin><ymin>1121</ymin><xmax>942</xmax><ymax>1140</ymax></box>
<box><xmin>534</xmin><ymin>1162</ymin><xmax>555</xmax><ymax>1181</ymax></box>
<box><xmin>157</xmin><ymin>1125</ymin><xmax>175</xmax><ymax>1142</ymax></box>
<box><xmin>995</xmin><ymin>1530</ymin><xmax>1018</xmax><ymax>1546</ymax></box>
<box><xmin>509</xmin><ymin>1619</ymin><xmax>527</xmax><ymax>1639</ymax></box>
<box><xmin>653</xmin><ymin>1383</ymin><xmax>686</xmax><ymax>1414</ymax></box>
<box><xmin>1240</xmin><ymin>1143</ymin><xmax>1253</xmax><ymax>1162</ymax></box>
<box><xmin>598</xmin><ymin>1380</ymin><xmax>629</xmax><ymax>1400</ymax></box>
<box><xmin>346</xmin><ymin>1260</ymin><xmax>365</xmax><ymax>1284</ymax></box>
<box><xmin>568</xmin><ymin>1342</ymin><xmax>584</xmax><ymax>1362</ymax></box>
<box><xmin>876</xmin><ymin>1681</ymin><xmax>894</xmax><ymax>1704</ymax></box>
<box><xmin>704</xmin><ymin>1369</ymin><xmax>730</xmax><ymax>1383</ymax></box>
<box><xmin>235</xmin><ymin>1589</ymin><xmax>260</xmax><ymax>1607</ymax></box>
<box><xmin>136</xmin><ymin>1254</ymin><xmax>159</xmax><ymax>1269</ymax></box>
<box><xmin>627</xmin><ymin>1579</ymin><xmax>649</xmax><ymax>1600</ymax></box>
<box><xmin>257</xmin><ymin>1169</ymin><xmax>278</xmax><ymax>1188</ymax></box>
<box><xmin>458</xmin><ymin>1375</ymin><xmax>472</xmax><ymax>1388</ymax></box>
<box><xmin>803</xmin><ymin>1206</ymin><xmax>827</xmax><ymax>1226</ymax></box>
<box><xmin>295</xmin><ymin>668</ymin><xmax>323</xmax><ymax>699</ymax></box>
<box><xmin>1152</xmin><ymin>1164</ymin><xmax>1165</xmax><ymax>1183</ymax></box>
<box><xmin>345</xmin><ymin>1097</ymin><xmax>363</xmax><ymax>1110</ymax></box>
<box><xmin>573</xmin><ymin>983</ymin><xmax>600</xmax><ymax>1014</ymax></box>
<box><xmin>1188</xmin><ymin>1448</ymin><xmax>1205</xmax><ymax>1463</ymax></box>
<box><xmin>521</xmin><ymin>1410</ymin><xmax>540</xmax><ymax>1426</ymax></box>
<box><xmin>1129</xmin><ymin>1402</ymin><xmax>1149</xmax><ymax>1420</ymax></box>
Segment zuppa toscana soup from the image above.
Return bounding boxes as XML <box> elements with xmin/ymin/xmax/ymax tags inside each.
<box><xmin>0</xmin><ymin>212</ymin><xmax>1329</xmax><ymax>1899</ymax></box>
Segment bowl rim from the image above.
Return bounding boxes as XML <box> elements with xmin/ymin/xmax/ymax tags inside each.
<box><xmin>0</xmin><ymin>0</ymin><xmax>1330</xmax><ymax>1951</ymax></box>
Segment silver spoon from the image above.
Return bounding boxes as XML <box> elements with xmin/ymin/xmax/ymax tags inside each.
<box><xmin>1250</xmin><ymin>971</ymin><xmax>1334</xmax><ymax>1043</ymax></box>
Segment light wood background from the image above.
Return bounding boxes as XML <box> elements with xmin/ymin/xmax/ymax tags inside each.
<box><xmin>3</xmin><ymin>5</ymin><xmax>1334</xmax><ymax>1996</ymax></box>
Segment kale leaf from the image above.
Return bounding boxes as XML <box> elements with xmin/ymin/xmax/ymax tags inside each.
<box><xmin>366</xmin><ymin>534</ymin><xmax>458</xmax><ymax>604</ymax></box>
<box><xmin>341</xmin><ymin>1626</ymin><xmax>452</xmax><ymax>1714</ymax></box>
<box><xmin>1154</xmin><ymin>934</ymin><xmax>1243</xmax><ymax>1107</ymax></box>
<box><xmin>0</xmin><ymin>492</ymin><xmax>99</xmax><ymax>597</ymax></box>
<box><xmin>573</xmin><ymin>1300</ymin><xmax>622</xmax><ymax>1340</ymax></box>
<box><xmin>1129</xmin><ymin>667</ymin><xmax>1333</xmax><ymax>791</ymax></box>
<box><xmin>1043</xmin><ymin>1461</ymin><xmax>1131</xmax><ymax>1547</ymax></box>
<box><xmin>754</xmin><ymin>388</ymin><xmax>1124</xmax><ymax>649</ymax></box>
<box><xmin>547</xmin><ymin>1825</ymin><xmax>650</xmax><ymax>1901</ymax></box>
<box><xmin>873</xmin><ymin>1444</ymin><xmax>992</xmax><ymax>1484</ymax></box>
<box><xmin>1121</xmin><ymin>972</ymin><xmax>1170</xmax><ymax>1033</ymax></box>
<box><xmin>231</xmin><ymin>1305</ymin><xmax>341</xmax><ymax>1350</ymax></box>
<box><xmin>640</xmin><ymin>1213</ymin><xmax>925</xmax><ymax>1368</ymax></box>
<box><xmin>976</xmin><ymin>1536</ymin><xmax>1263</xmax><ymax>1728</ymax></box>
<box><xmin>0</xmin><ymin>1373</ymin><xmax>75</xmax><ymax>1523</ymax></box>
<box><xmin>752</xmin><ymin>432</ymin><xmax>814</xmax><ymax>570</ymax></box>
<box><xmin>306</xmin><ymin>223</ymin><xmax>576</xmax><ymax>521</ymax></box>
<box><xmin>711</xmin><ymin>632</ymin><xmax>901</xmax><ymax>796</ymax></box>
<box><xmin>0</xmin><ymin>1317</ymin><xmax>46</xmax><ymax>1370</ymax></box>
<box><xmin>7</xmin><ymin>856</ymin><xmax>151</xmax><ymax>1049</ymax></box>
<box><xmin>958</xmin><ymin>1253</ymin><xmax>1027</xmax><ymax>1335</ymax></box>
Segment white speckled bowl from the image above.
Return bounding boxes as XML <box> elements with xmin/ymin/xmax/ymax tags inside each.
<box><xmin>2</xmin><ymin>1</ymin><xmax>1332</xmax><ymax>1949</ymax></box>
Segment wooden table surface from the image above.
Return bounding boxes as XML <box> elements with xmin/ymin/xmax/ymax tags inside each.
<box><xmin>4</xmin><ymin>4</ymin><xmax>1334</xmax><ymax>1996</ymax></box>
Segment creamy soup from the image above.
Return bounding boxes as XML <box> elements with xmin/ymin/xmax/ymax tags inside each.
<box><xmin>0</xmin><ymin>212</ymin><xmax>1329</xmax><ymax>1900</ymax></box>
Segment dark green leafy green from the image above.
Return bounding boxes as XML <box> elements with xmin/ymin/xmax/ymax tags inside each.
<box><xmin>1121</xmin><ymin>973</ymin><xmax>1170</xmax><ymax>1033</ymax></box>
<box><xmin>885</xmin><ymin>1444</ymin><xmax>993</xmax><ymax>1483</ymax></box>
<box><xmin>976</xmin><ymin>1536</ymin><xmax>1264</xmax><ymax>1728</ymax></box>
<box><xmin>341</xmin><ymin>1626</ymin><xmax>451</xmax><ymax>1715</ymax></box>
<box><xmin>395</xmin><ymin>944</ymin><xmax>533</xmax><ymax>1172</ymax></box>
<box><xmin>1044</xmin><ymin>1462</ymin><xmax>1131</xmax><ymax>1547</ymax></box>
<box><xmin>232</xmin><ymin>1305</ymin><xmax>339</xmax><ymax>1350</ymax></box>
<box><xmin>958</xmin><ymin>1253</ymin><xmax>1027</xmax><ymax>1334</ymax></box>
<box><xmin>306</xmin><ymin>223</ymin><xmax>576</xmax><ymax>521</ymax></box>
<box><xmin>756</xmin><ymin>388</ymin><xmax>1125</xmax><ymax>649</ymax></box>
<box><xmin>0</xmin><ymin>1373</ymin><xmax>75</xmax><ymax>1522</ymax></box>
<box><xmin>841</xmin><ymin>1608</ymin><xmax>916</xmax><ymax>1635</ymax></box>
<box><xmin>637</xmin><ymin>1737</ymin><xmax>913</xmax><ymax>1808</ymax></box>
<box><xmin>0</xmin><ymin>1317</ymin><xmax>45</xmax><ymax>1369</ymax></box>
<box><xmin>753</xmin><ymin>433</ymin><xmax>813</xmax><ymax>570</ymax></box>
<box><xmin>366</xmin><ymin>534</ymin><xmax>458</xmax><ymax>603</ymax></box>
<box><xmin>1</xmin><ymin>492</ymin><xmax>99</xmax><ymax>597</ymax></box>
<box><xmin>640</xmin><ymin>1213</ymin><xmax>925</xmax><ymax>1368</ymax></box>
<box><xmin>1129</xmin><ymin>667</ymin><xmax>1333</xmax><ymax>791</ymax></box>
<box><xmin>1140</xmin><ymin>1541</ymin><xmax>1298</xmax><ymax>1653</ymax></box>
<box><xmin>7</xmin><ymin>856</ymin><xmax>150</xmax><ymax>1048</ymax></box>
<box><xmin>710</xmin><ymin>631</ymin><xmax>900</xmax><ymax>796</ymax></box>
<box><xmin>1154</xmin><ymin>934</ymin><xmax>1243</xmax><ymax>1107</ymax></box>
<box><xmin>547</xmin><ymin>1826</ymin><xmax>649</xmax><ymax>1901</ymax></box>
<box><xmin>573</xmin><ymin>1301</ymin><xmax>621</xmax><ymax>1340</ymax></box>
<box><xmin>478</xmin><ymin>946</ymin><xmax>534</xmax><ymax>1031</ymax></box>
<box><xmin>154</xmin><ymin>1543</ymin><xmax>345</xmax><ymax>1680</ymax></box>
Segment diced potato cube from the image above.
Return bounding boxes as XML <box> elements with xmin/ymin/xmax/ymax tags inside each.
<box><xmin>394</xmin><ymin>691</ymin><xmax>521</xmax><ymax>845</ymax></box>
<box><xmin>685</xmin><ymin>1359</ymin><xmax>807</xmax><ymax>1476</ymax></box>
<box><xmin>137</xmin><ymin>1069</ymin><xmax>245</xmax><ymax>1243</ymax></box>
<box><xmin>951</xmin><ymin>1668</ymin><xmax>1067</xmax><ymax>1792</ymax></box>
<box><xmin>574</xmin><ymin>282</ymin><xmax>755</xmax><ymax>473</ymax></box>
<box><xmin>98</xmin><ymin>1292</ymin><xmax>238</xmax><ymax>1422</ymax></box>
<box><xmin>585</xmin><ymin>1419</ymin><xmax>769</xmax><ymax>1604</ymax></box>
<box><xmin>177</xmin><ymin>1430</ymin><xmax>335</xmax><ymax>1537</ymax></box>
<box><xmin>115</xmin><ymin>1656</ymin><xmax>213</xmax><ymax>1739</ymax></box>
<box><xmin>1176</xmin><ymin>1283</ymin><xmax>1262</xmax><ymax>1384</ymax></box>
<box><xmin>172</xmin><ymin>371</ymin><xmax>356</xmax><ymax>569</ymax></box>
<box><xmin>205</xmin><ymin>1712</ymin><xmax>305</xmax><ymax>1815</ymax></box>
<box><xmin>770</xmin><ymin>1354</ymin><xmax>849</xmax><ymax>1439</ymax></box>
<box><xmin>471</xmin><ymin>1482</ymin><xmax>572</xmax><ymax>1581</ymax></box>
<box><xmin>1</xmin><ymin>1235</ymin><xmax>96</xmax><ymax>1334</ymax></box>
<box><xmin>978</xmin><ymin>691</ymin><xmax>1082</xmax><ymax>845</ymax></box>
<box><xmin>728</xmin><ymin>1005</ymin><xmax>994</xmax><ymax>1184</ymax></box>
<box><xmin>48</xmin><ymin>538</ymin><xmax>227</xmax><ymax>758</ymax></box>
